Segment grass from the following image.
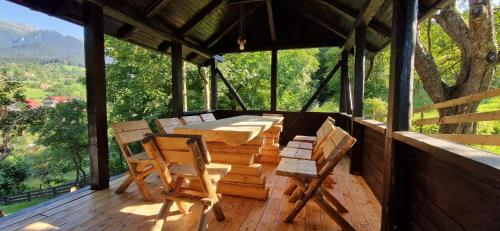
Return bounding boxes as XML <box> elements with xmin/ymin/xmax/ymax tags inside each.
<box><xmin>23</xmin><ymin>170</ymin><xmax>84</xmax><ymax>190</ymax></box>
<box><xmin>1</xmin><ymin>198</ymin><xmax>49</xmax><ymax>216</ymax></box>
<box><xmin>23</xmin><ymin>87</ymin><xmax>48</xmax><ymax>100</ymax></box>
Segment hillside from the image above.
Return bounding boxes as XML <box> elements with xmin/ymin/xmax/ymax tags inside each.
<box><xmin>0</xmin><ymin>21</ymin><xmax>84</xmax><ymax>65</ymax></box>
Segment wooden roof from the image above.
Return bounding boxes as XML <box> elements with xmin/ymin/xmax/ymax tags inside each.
<box><xmin>9</xmin><ymin>0</ymin><xmax>449</xmax><ymax>66</ymax></box>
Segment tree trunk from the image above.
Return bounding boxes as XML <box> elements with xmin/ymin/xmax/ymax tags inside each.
<box><xmin>414</xmin><ymin>1</ymin><xmax>497</xmax><ymax>134</ymax></box>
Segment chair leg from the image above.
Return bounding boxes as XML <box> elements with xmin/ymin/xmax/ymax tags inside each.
<box><xmin>212</xmin><ymin>201</ymin><xmax>225</xmax><ymax>221</ymax></box>
<box><xmin>322</xmin><ymin>189</ymin><xmax>348</xmax><ymax>213</ymax></box>
<box><xmin>136</xmin><ymin>178</ymin><xmax>152</xmax><ymax>201</ymax></box>
<box><xmin>288</xmin><ymin>188</ymin><xmax>303</xmax><ymax>203</ymax></box>
<box><xmin>313</xmin><ymin>194</ymin><xmax>355</xmax><ymax>231</ymax></box>
<box><xmin>115</xmin><ymin>173</ymin><xmax>134</xmax><ymax>194</ymax></box>
<box><xmin>284</xmin><ymin>181</ymin><xmax>298</xmax><ymax>195</ymax></box>
<box><xmin>197</xmin><ymin>203</ymin><xmax>212</xmax><ymax>231</ymax></box>
<box><xmin>284</xmin><ymin>192</ymin><xmax>311</xmax><ymax>223</ymax></box>
<box><xmin>152</xmin><ymin>200</ymin><xmax>173</xmax><ymax>231</ymax></box>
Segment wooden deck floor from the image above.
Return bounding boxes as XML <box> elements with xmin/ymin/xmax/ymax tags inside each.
<box><xmin>0</xmin><ymin>158</ymin><xmax>381</xmax><ymax>231</ymax></box>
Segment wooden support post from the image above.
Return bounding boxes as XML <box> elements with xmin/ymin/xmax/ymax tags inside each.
<box><xmin>271</xmin><ymin>49</ymin><xmax>278</xmax><ymax>111</ymax></box>
<box><xmin>83</xmin><ymin>0</ymin><xmax>109</xmax><ymax>190</ymax></box>
<box><xmin>381</xmin><ymin>0</ymin><xmax>417</xmax><ymax>230</ymax></box>
<box><xmin>210</xmin><ymin>59</ymin><xmax>218</xmax><ymax>110</ymax></box>
<box><xmin>182</xmin><ymin>61</ymin><xmax>188</xmax><ymax>112</ymax></box>
<box><xmin>216</xmin><ymin>68</ymin><xmax>248</xmax><ymax>111</ymax></box>
<box><xmin>339</xmin><ymin>51</ymin><xmax>348</xmax><ymax>113</ymax></box>
<box><xmin>353</xmin><ymin>26</ymin><xmax>366</xmax><ymax>117</ymax></box>
<box><xmin>171</xmin><ymin>42</ymin><xmax>184</xmax><ymax>117</ymax></box>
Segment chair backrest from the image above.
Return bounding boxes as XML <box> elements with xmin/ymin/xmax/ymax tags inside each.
<box><xmin>156</xmin><ymin>118</ymin><xmax>183</xmax><ymax>134</ymax></box>
<box><xmin>322</xmin><ymin>127</ymin><xmax>356</xmax><ymax>163</ymax></box>
<box><xmin>313</xmin><ymin>117</ymin><xmax>336</xmax><ymax>151</ymax></box>
<box><xmin>112</xmin><ymin>120</ymin><xmax>152</xmax><ymax>158</ymax></box>
<box><xmin>181</xmin><ymin>115</ymin><xmax>203</xmax><ymax>125</ymax></box>
<box><xmin>200</xmin><ymin>113</ymin><xmax>216</xmax><ymax>122</ymax></box>
<box><xmin>263</xmin><ymin>113</ymin><xmax>284</xmax><ymax>117</ymax></box>
<box><xmin>142</xmin><ymin>133</ymin><xmax>215</xmax><ymax>195</ymax></box>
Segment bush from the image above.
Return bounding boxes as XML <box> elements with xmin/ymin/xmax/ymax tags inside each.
<box><xmin>0</xmin><ymin>157</ymin><xmax>31</xmax><ymax>195</ymax></box>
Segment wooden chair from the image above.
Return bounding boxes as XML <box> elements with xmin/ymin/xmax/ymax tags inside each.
<box><xmin>142</xmin><ymin>134</ymin><xmax>231</xmax><ymax>231</ymax></box>
<box><xmin>281</xmin><ymin>118</ymin><xmax>338</xmax><ymax>201</ymax></box>
<box><xmin>156</xmin><ymin>117</ymin><xmax>184</xmax><ymax>134</ymax></box>
<box><xmin>276</xmin><ymin>126</ymin><xmax>356</xmax><ymax>230</ymax></box>
<box><xmin>200</xmin><ymin>113</ymin><xmax>216</xmax><ymax>122</ymax></box>
<box><xmin>292</xmin><ymin>117</ymin><xmax>336</xmax><ymax>143</ymax></box>
<box><xmin>111</xmin><ymin>121</ymin><xmax>171</xmax><ymax>201</ymax></box>
<box><xmin>181</xmin><ymin>115</ymin><xmax>203</xmax><ymax>125</ymax></box>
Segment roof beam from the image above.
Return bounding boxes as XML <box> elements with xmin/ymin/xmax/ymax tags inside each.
<box><xmin>89</xmin><ymin>0</ymin><xmax>212</xmax><ymax>58</ymax></box>
<box><xmin>228</xmin><ymin>0</ymin><xmax>264</xmax><ymax>5</ymax></box>
<box><xmin>177</xmin><ymin>0</ymin><xmax>226</xmax><ymax>36</ymax></box>
<box><xmin>315</xmin><ymin>0</ymin><xmax>390</xmax><ymax>37</ymax></box>
<box><xmin>279</xmin><ymin>0</ymin><xmax>347</xmax><ymax>39</ymax></box>
<box><xmin>265</xmin><ymin>0</ymin><xmax>277</xmax><ymax>43</ymax></box>
<box><xmin>115</xmin><ymin>0</ymin><xmax>171</xmax><ymax>39</ymax></box>
<box><xmin>342</xmin><ymin>0</ymin><xmax>385</xmax><ymax>52</ymax></box>
<box><xmin>204</xmin><ymin>2</ymin><xmax>264</xmax><ymax>48</ymax></box>
<box><xmin>50</xmin><ymin>0</ymin><xmax>77</xmax><ymax>16</ymax></box>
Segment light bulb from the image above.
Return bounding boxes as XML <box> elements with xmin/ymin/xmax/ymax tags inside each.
<box><xmin>239</xmin><ymin>45</ymin><xmax>245</xmax><ymax>50</ymax></box>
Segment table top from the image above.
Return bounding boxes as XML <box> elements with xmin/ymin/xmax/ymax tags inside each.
<box><xmin>174</xmin><ymin>115</ymin><xmax>283</xmax><ymax>146</ymax></box>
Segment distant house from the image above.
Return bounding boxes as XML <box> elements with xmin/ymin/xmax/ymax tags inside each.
<box><xmin>39</xmin><ymin>83</ymin><xmax>53</xmax><ymax>90</ymax></box>
<box><xmin>43</xmin><ymin>96</ymin><xmax>71</xmax><ymax>107</ymax></box>
<box><xmin>25</xmin><ymin>99</ymin><xmax>41</xmax><ymax>109</ymax></box>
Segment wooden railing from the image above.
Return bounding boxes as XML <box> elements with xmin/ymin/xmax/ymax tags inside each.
<box><xmin>0</xmin><ymin>178</ymin><xmax>88</xmax><ymax>205</ymax></box>
<box><xmin>413</xmin><ymin>88</ymin><xmax>500</xmax><ymax>146</ymax></box>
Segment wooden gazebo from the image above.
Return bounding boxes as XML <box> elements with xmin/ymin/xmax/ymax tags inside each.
<box><xmin>3</xmin><ymin>0</ymin><xmax>499</xmax><ymax>230</ymax></box>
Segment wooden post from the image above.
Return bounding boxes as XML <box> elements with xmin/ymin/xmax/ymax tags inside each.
<box><xmin>171</xmin><ymin>42</ymin><xmax>183</xmax><ymax>117</ymax></box>
<box><xmin>271</xmin><ymin>49</ymin><xmax>278</xmax><ymax>111</ymax></box>
<box><xmin>202</xmin><ymin>67</ymin><xmax>211</xmax><ymax>110</ymax></box>
<box><xmin>339</xmin><ymin>51</ymin><xmax>348</xmax><ymax>113</ymax></box>
<box><xmin>381</xmin><ymin>0</ymin><xmax>417</xmax><ymax>229</ymax></box>
<box><xmin>353</xmin><ymin>25</ymin><xmax>366</xmax><ymax>117</ymax></box>
<box><xmin>210</xmin><ymin>59</ymin><xmax>218</xmax><ymax>110</ymax></box>
<box><xmin>182</xmin><ymin>61</ymin><xmax>188</xmax><ymax>112</ymax></box>
<box><xmin>83</xmin><ymin>0</ymin><xmax>109</xmax><ymax>190</ymax></box>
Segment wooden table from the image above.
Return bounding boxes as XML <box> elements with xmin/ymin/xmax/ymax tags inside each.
<box><xmin>174</xmin><ymin>115</ymin><xmax>283</xmax><ymax>200</ymax></box>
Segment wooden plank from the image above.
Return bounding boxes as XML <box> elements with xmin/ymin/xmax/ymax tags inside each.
<box><xmin>224</xmin><ymin>163</ymin><xmax>263</xmax><ymax>176</ymax></box>
<box><xmin>413</xmin><ymin>110</ymin><xmax>500</xmax><ymax>125</ymax></box>
<box><xmin>83</xmin><ymin>0</ymin><xmax>109</xmax><ymax>190</ymax></box>
<box><xmin>276</xmin><ymin>158</ymin><xmax>317</xmax><ymax>178</ymax></box>
<box><xmin>216</xmin><ymin>182</ymin><xmax>269</xmax><ymax>200</ymax></box>
<box><xmin>115</xmin><ymin>0</ymin><xmax>172</xmax><ymax>39</ymax></box>
<box><xmin>428</xmin><ymin>134</ymin><xmax>500</xmax><ymax>146</ymax></box>
<box><xmin>414</xmin><ymin>87</ymin><xmax>500</xmax><ymax>113</ymax></box>
<box><xmin>200</xmin><ymin>113</ymin><xmax>216</xmax><ymax>122</ymax></box>
<box><xmin>180</xmin><ymin>115</ymin><xmax>203</xmax><ymax>125</ymax></box>
<box><xmin>210</xmin><ymin>59</ymin><xmax>218</xmax><ymax>110</ymax></box>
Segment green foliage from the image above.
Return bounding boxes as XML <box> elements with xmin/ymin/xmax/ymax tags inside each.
<box><xmin>105</xmin><ymin>36</ymin><xmax>173</xmax><ymax>125</ymax></box>
<box><xmin>364</xmin><ymin>98</ymin><xmax>388</xmax><ymax>122</ymax></box>
<box><xmin>30</xmin><ymin>100</ymin><xmax>89</xmax><ymax>182</ymax></box>
<box><xmin>0</xmin><ymin>156</ymin><xmax>30</xmax><ymax>195</ymax></box>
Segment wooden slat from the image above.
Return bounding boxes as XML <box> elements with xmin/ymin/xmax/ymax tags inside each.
<box><xmin>279</xmin><ymin>147</ymin><xmax>312</xmax><ymax>160</ymax></box>
<box><xmin>200</xmin><ymin>113</ymin><xmax>216</xmax><ymax>122</ymax></box>
<box><xmin>428</xmin><ymin>134</ymin><xmax>500</xmax><ymax>146</ymax></box>
<box><xmin>414</xmin><ymin>88</ymin><xmax>500</xmax><ymax>113</ymax></box>
<box><xmin>181</xmin><ymin>115</ymin><xmax>203</xmax><ymax>125</ymax></box>
<box><xmin>112</xmin><ymin>120</ymin><xmax>150</xmax><ymax>132</ymax></box>
<box><xmin>276</xmin><ymin>158</ymin><xmax>317</xmax><ymax>178</ymax></box>
<box><xmin>413</xmin><ymin>110</ymin><xmax>500</xmax><ymax>125</ymax></box>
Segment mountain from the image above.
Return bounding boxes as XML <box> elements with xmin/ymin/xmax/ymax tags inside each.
<box><xmin>0</xmin><ymin>21</ymin><xmax>84</xmax><ymax>65</ymax></box>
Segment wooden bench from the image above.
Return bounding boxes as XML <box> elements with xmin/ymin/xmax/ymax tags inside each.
<box><xmin>156</xmin><ymin>117</ymin><xmax>184</xmax><ymax>134</ymax></box>
<box><xmin>181</xmin><ymin>115</ymin><xmax>203</xmax><ymax>125</ymax></box>
<box><xmin>200</xmin><ymin>113</ymin><xmax>216</xmax><ymax>122</ymax></box>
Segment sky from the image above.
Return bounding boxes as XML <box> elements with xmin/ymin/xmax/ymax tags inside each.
<box><xmin>0</xmin><ymin>1</ymin><xmax>83</xmax><ymax>40</ymax></box>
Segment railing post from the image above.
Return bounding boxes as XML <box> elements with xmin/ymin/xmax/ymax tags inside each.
<box><xmin>271</xmin><ymin>48</ymin><xmax>278</xmax><ymax>111</ymax></box>
<box><xmin>171</xmin><ymin>42</ymin><xmax>184</xmax><ymax>117</ymax></box>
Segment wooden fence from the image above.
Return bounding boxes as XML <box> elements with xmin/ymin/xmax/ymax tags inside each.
<box><xmin>413</xmin><ymin>88</ymin><xmax>500</xmax><ymax>146</ymax></box>
<box><xmin>0</xmin><ymin>178</ymin><xmax>88</xmax><ymax>205</ymax></box>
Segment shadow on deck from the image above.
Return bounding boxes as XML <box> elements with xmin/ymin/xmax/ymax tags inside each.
<box><xmin>0</xmin><ymin>158</ymin><xmax>381</xmax><ymax>231</ymax></box>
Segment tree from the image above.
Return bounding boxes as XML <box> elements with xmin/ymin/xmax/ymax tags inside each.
<box><xmin>0</xmin><ymin>156</ymin><xmax>30</xmax><ymax>195</ymax></box>
<box><xmin>31</xmin><ymin>100</ymin><xmax>89</xmax><ymax>182</ymax></box>
<box><xmin>0</xmin><ymin>67</ymin><xmax>35</xmax><ymax>161</ymax></box>
<box><xmin>415</xmin><ymin>0</ymin><xmax>498</xmax><ymax>133</ymax></box>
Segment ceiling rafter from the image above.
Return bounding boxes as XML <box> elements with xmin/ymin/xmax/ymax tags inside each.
<box><xmin>279</xmin><ymin>0</ymin><xmax>347</xmax><ymax>39</ymax></box>
<box><xmin>315</xmin><ymin>0</ymin><xmax>391</xmax><ymax>37</ymax></box>
<box><xmin>342</xmin><ymin>0</ymin><xmax>385</xmax><ymax>52</ymax></box>
<box><xmin>203</xmin><ymin>2</ymin><xmax>264</xmax><ymax>48</ymax></box>
<box><xmin>177</xmin><ymin>0</ymin><xmax>227</xmax><ymax>36</ymax></box>
<box><xmin>49</xmin><ymin>0</ymin><xmax>77</xmax><ymax>16</ymax></box>
<box><xmin>265</xmin><ymin>0</ymin><xmax>277</xmax><ymax>43</ymax></box>
<box><xmin>88</xmin><ymin>0</ymin><xmax>212</xmax><ymax>58</ymax></box>
<box><xmin>116</xmin><ymin>0</ymin><xmax>172</xmax><ymax>39</ymax></box>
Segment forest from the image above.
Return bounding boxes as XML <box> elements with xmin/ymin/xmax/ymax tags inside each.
<box><xmin>0</xmin><ymin>0</ymin><xmax>498</xmax><ymax>215</ymax></box>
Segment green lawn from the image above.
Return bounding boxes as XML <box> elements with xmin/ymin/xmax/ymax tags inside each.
<box><xmin>23</xmin><ymin>87</ymin><xmax>48</xmax><ymax>100</ymax></box>
<box><xmin>1</xmin><ymin>198</ymin><xmax>49</xmax><ymax>216</ymax></box>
